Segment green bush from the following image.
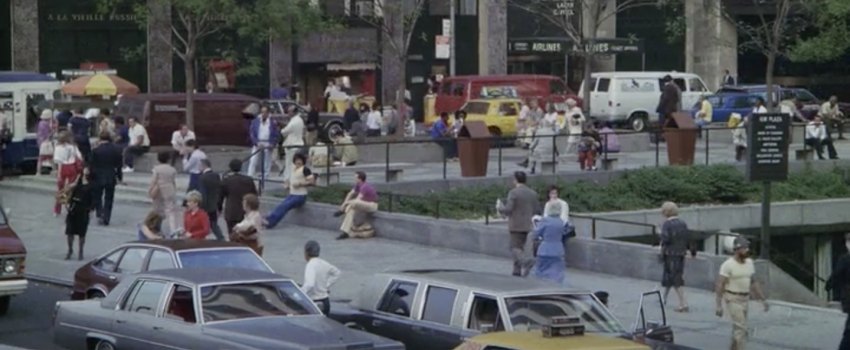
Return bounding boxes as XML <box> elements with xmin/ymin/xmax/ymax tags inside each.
<box><xmin>301</xmin><ymin>165</ymin><xmax>850</xmax><ymax>220</ymax></box>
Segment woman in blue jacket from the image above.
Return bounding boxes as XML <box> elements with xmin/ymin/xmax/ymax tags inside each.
<box><xmin>531</xmin><ymin>202</ymin><xmax>567</xmax><ymax>284</ymax></box>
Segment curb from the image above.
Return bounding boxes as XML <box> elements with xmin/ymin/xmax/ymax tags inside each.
<box><xmin>25</xmin><ymin>273</ymin><xmax>73</xmax><ymax>288</ymax></box>
<box><xmin>767</xmin><ymin>299</ymin><xmax>843</xmax><ymax>314</ymax></box>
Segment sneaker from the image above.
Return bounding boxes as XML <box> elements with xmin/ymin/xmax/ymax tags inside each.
<box><xmin>332</xmin><ymin>210</ymin><xmax>344</xmax><ymax>218</ymax></box>
<box><xmin>336</xmin><ymin>232</ymin><xmax>350</xmax><ymax>240</ymax></box>
<box><xmin>122</xmin><ymin>167</ymin><xmax>134</xmax><ymax>173</ymax></box>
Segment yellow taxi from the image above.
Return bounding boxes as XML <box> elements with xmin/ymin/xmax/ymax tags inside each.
<box><xmin>460</xmin><ymin>98</ymin><xmax>523</xmax><ymax>137</ymax></box>
<box><xmin>453</xmin><ymin>331</ymin><xmax>651</xmax><ymax>350</ymax></box>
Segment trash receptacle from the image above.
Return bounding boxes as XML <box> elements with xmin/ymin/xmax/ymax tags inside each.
<box><xmin>664</xmin><ymin>112</ymin><xmax>698</xmax><ymax>165</ymax></box>
<box><xmin>457</xmin><ymin>121</ymin><xmax>491</xmax><ymax>177</ymax></box>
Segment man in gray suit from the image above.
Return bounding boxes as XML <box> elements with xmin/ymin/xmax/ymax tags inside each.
<box><xmin>498</xmin><ymin>171</ymin><xmax>541</xmax><ymax>276</ymax></box>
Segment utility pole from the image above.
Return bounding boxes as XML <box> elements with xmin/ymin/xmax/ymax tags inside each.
<box><xmin>449</xmin><ymin>0</ymin><xmax>456</xmax><ymax>76</ymax></box>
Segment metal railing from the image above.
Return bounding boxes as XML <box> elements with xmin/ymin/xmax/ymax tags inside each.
<box><xmin>570</xmin><ymin>213</ymin><xmax>658</xmax><ymax>240</ymax></box>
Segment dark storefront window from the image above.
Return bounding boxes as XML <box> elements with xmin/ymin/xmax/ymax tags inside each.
<box><xmin>0</xmin><ymin>3</ymin><xmax>10</xmax><ymax>70</ymax></box>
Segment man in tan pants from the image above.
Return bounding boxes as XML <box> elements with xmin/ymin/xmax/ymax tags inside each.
<box><xmin>335</xmin><ymin>171</ymin><xmax>378</xmax><ymax>240</ymax></box>
<box><xmin>715</xmin><ymin>237</ymin><xmax>769</xmax><ymax>350</ymax></box>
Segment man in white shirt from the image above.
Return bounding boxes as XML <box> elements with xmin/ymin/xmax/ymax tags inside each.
<box><xmin>248</xmin><ymin>106</ymin><xmax>279</xmax><ymax>178</ymax></box>
<box><xmin>819</xmin><ymin>96</ymin><xmax>845</xmax><ymax>139</ymax></box>
<box><xmin>805</xmin><ymin>116</ymin><xmax>838</xmax><ymax>160</ymax></box>
<box><xmin>170</xmin><ymin>124</ymin><xmax>196</xmax><ymax>166</ymax></box>
<box><xmin>280</xmin><ymin>106</ymin><xmax>305</xmax><ymax>180</ymax></box>
<box><xmin>715</xmin><ymin>237</ymin><xmax>768</xmax><ymax>350</ymax></box>
<box><xmin>123</xmin><ymin>117</ymin><xmax>150</xmax><ymax>173</ymax></box>
<box><xmin>182</xmin><ymin>139</ymin><xmax>207</xmax><ymax>193</ymax></box>
<box><xmin>365</xmin><ymin>105</ymin><xmax>382</xmax><ymax>137</ymax></box>
<box><xmin>301</xmin><ymin>240</ymin><xmax>340</xmax><ymax>315</ymax></box>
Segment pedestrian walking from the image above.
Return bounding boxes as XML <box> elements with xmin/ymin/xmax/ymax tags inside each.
<box><xmin>98</xmin><ymin>109</ymin><xmax>115</xmax><ymax>140</ymax></box>
<box><xmin>530</xmin><ymin>202</ymin><xmax>567</xmax><ymax>284</ymax></box>
<box><xmin>334</xmin><ymin>171</ymin><xmax>378</xmax><ymax>240</ymax></box>
<box><xmin>36</xmin><ymin>109</ymin><xmax>54</xmax><ymax>176</ymax></box>
<box><xmin>182</xmin><ymin>139</ymin><xmax>207</xmax><ymax>193</ymax></box>
<box><xmin>230</xmin><ymin>193</ymin><xmax>264</xmax><ymax>255</ymax></box>
<box><xmin>53</xmin><ymin>131</ymin><xmax>83</xmax><ymax>216</ymax></box>
<box><xmin>137</xmin><ymin>211</ymin><xmax>164</xmax><ymax>240</ymax></box>
<box><xmin>729</xmin><ymin>113</ymin><xmax>747</xmax><ymax>162</ymax></box>
<box><xmin>280</xmin><ymin>106</ymin><xmax>305</xmax><ymax>180</ymax></box>
<box><xmin>199</xmin><ymin>159</ymin><xmax>224</xmax><ymax>241</ymax></box>
<box><xmin>170</xmin><ymin>123</ymin><xmax>196</xmax><ymax>167</ymax></box>
<box><xmin>68</xmin><ymin>108</ymin><xmax>92</xmax><ymax>163</ymax></box>
<box><xmin>90</xmin><ymin>131</ymin><xmax>123</xmax><ymax>226</ymax></box>
<box><xmin>150</xmin><ymin>151</ymin><xmax>179</xmax><ymax>235</ymax></box>
<box><xmin>715</xmin><ymin>237</ymin><xmax>769</xmax><ymax>350</ymax></box>
<box><xmin>656</xmin><ymin>75</ymin><xmax>680</xmax><ymax>132</ymax></box>
<box><xmin>578</xmin><ymin>124</ymin><xmax>601</xmax><ymax>171</ymax></box>
<box><xmin>180</xmin><ymin>190</ymin><xmax>210</xmax><ymax>240</ymax></box>
<box><xmin>122</xmin><ymin>117</ymin><xmax>150</xmax><ymax>173</ymax></box>
<box><xmin>301</xmin><ymin>240</ymin><xmax>341</xmax><ymax>315</ymax></box>
<box><xmin>219</xmin><ymin>159</ymin><xmax>258</xmax><ymax>232</ymax></box>
<box><xmin>564</xmin><ymin>99</ymin><xmax>585</xmax><ymax>154</ymax></box>
<box><xmin>529</xmin><ymin>119</ymin><xmax>557</xmax><ymax>174</ymax></box>
<box><xmin>365</xmin><ymin>103</ymin><xmax>382</xmax><ymax>137</ymax></box>
<box><xmin>247</xmin><ymin>105</ymin><xmax>279</xmax><ymax>179</ymax></box>
<box><xmin>659</xmin><ymin>201</ymin><xmax>694</xmax><ymax>313</ymax></box>
<box><xmin>264</xmin><ymin>153</ymin><xmax>315</xmax><ymax>229</ymax></box>
<box><xmin>544</xmin><ymin>186</ymin><xmax>570</xmax><ymax>225</ymax></box>
<box><xmin>826</xmin><ymin>233</ymin><xmax>850</xmax><ymax>350</ymax></box>
<box><xmin>56</xmin><ymin>109</ymin><xmax>72</xmax><ymax>132</ymax></box>
<box><xmin>64</xmin><ymin>167</ymin><xmax>94</xmax><ymax>261</ymax></box>
<box><xmin>497</xmin><ymin>171</ymin><xmax>540</xmax><ymax>276</ymax></box>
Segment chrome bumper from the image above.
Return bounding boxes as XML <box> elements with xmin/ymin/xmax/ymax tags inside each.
<box><xmin>0</xmin><ymin>278</ymin><xmax>28</xmax><ymax>297</ymax></box>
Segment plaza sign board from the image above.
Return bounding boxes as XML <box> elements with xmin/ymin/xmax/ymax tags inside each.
<box><xmin>746</xmin><ymin>113</ymin><xmax>790</xmax><ymax>182</ymax></box>
<box><xmin>508</xmin><ymin>38</ymin><xmax>644</xmax><ymax>55</ymax></box>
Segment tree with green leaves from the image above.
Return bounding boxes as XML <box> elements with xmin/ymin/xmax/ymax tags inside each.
<box><xmin>788</xmin><ymin>0</ymin><xmax>850</xmax><ymax>63</ymax></box>
<box><xmin>98</xmin><ymin>0</ymin><xmax>329</xmax><ymax>129</ymax></box>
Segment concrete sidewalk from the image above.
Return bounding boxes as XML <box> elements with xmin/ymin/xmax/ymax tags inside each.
<box><xmin>2</xmin><ymin>188</ymin><xmax>842</xmax><ymax>350</ymax></box>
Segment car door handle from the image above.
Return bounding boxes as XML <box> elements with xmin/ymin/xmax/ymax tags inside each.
<box><xmin>116</xmin><ymin>319</ymin><xmax>126</xmax><ymax>324</ymax></box>
<box><xmin>371</xmin><ymin>320</ymin><xmax>385</xmax><ymax>327</ymax></box>
<box><xmin>108</xmin><ymin>275</ymin><xmax>117</xmax><ymax>281</ymax></box>
<box><xmin>411</xmin><ymin>326</ymin><xmax>430</xmax><ymax>334</ymax></box>
<box><xmin>153</xmin><ymin>326</ymin><xmax>164</xmax><ymax>331</ymax></box>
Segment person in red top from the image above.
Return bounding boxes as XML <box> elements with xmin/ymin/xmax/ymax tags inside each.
<box><xmin>181</xmin><ymin>190</ymin><xmax>210</xmax><ymax>240</ymax></box>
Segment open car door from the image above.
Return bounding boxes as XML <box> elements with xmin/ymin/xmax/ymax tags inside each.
<box><xmin>632</xmin><ymin>291</ymin><xmax>674</xmax><ymax>343</ymax></box>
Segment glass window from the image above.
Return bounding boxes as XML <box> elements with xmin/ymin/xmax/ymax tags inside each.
<box><xmin>147</xmin><ymin>250</ymin><xmax>175</xmax><ymax>271</ymax></box>
<box><xmin>468</xmin><ymin>296</ymin><xmax>505</xmax><ymax>331</ymax></box>
<box><xmin>587</xmin><ymin>78</ymin><xmax>598</xmax><ymax>93</ymax></box>
<box><xmin>452</xmin><ymin>83</ymin><xmax>465</xmax><ymax>96</ymax></box>
<box><xmin>673</xmin><ymin>78</ymin><xmax>686</xmax><ymax>92</ymax></box>
<box><xmin>504</xmin><ymin>294</ymin><xmax>626</xmax><ymax>334</ymax></box>
<box><xmin>460</xmin><ymin>0</ymin><xmax>477</xmax><ymax>15</ymax></box>
<box><xmin>123</xmin><ymin>280</ymin><xmax>167</xmax><ymax>316</ymax></box>
<box><xmin>200</xmin><ymin>281</ymin><xmax>316</xmax><ymax>322</ymax></box>
<box><xmin>463</xmin><ymin>102</ymin><xmax>490</xmax><ymax>115</ymax></box>
<box><xmin>377</xmin><ymin>280</ymin><xmax>417</xmax><ymax>317</ymax></box>
<box><xmin>420</xmin><ymin>286</ymin><xmax>457</xmax><ymax>325</ymax></box>
<box><xmin>430</xmin><ymin>0</ymin><xmax>450</xmax><ymax>15</ymax></box>
<box><xmin>619</xmin><ymin>79</ymin><xmax>656</xmax><ymax>93</ymax></box>
<box><xmin>707</xmin><ymin>96</ymin><xmax>723</xmax><ymax>108</ymax></box>
<box><xmin>549</xmin><ymin>79</ymin><xmax>567</xmax><ymax>95</ymax></box>
<box><xmin>597</xmin><ymin>78</ymin><xmax>610</xmax><ymax>92</ymax></box>
<box><xmin>795</xmin><ymin>89</ymin><xmax>818</xmax><ymax>103</ymax></box>
<box><xmin>26</xmin><ymin>93</ymin><xmax>47</xmax><ymax>133</ymax></box>
<box><xmin>177</xmin><ymin>248</ymin><xmax>271</xmax><ymax>272</ymax></box>
<box><xmin>95</xmin><ymin>249</ymin><xmax>124</xmax><ymax>272</ymax></box>
<box><xmin>499</xmin><ymin>103</ymin><xmax>518</xmax><ymax>116</ymax></box>
<box><xmin>688</xmin><ymin>78</ymin><xmax>707</xmax><ymax>92</ymax></box>
<box><xmin>440</xmin><ymin>81</ymin><xmax>453</xmax><ymax>95</ymax></box>
<box><xmin>731</xmin><ymin>97</ymin><xmax>752</xmax><ymax>108</ymax></box>
<box><xmin>117</xmin><ymin>248</ymin><xmax>149</xmax><ymax>274</ymax></box>
<box><xmin>165</xmin><ymin>284</ymin><xmax>196</xmax><ymax>323</ymax></box>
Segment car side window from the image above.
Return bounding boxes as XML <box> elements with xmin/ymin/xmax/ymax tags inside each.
<box><xmin>796</xmin><ymin>90</ymin><xmax>817</xmax><ymax>103</ymax></box>
<box><xmin>453</xmin><ymin>83</ymin><xmax>465</xmax><ymax>96</ymax></box>
<box><xmin>122</xmin><ymin>280</ymin><xmax>167</xmax><ymax>316</ymax></box>
<box><xmin>420</xmin><ymin>286</ymin><xmax>457</xmax><ymax>325</ymax></box>
<box><xmin>731</xmin><ymin>97</ymin><xmax>751</xmax><ymax>109</ymax></box>
<box><xmin>673</xmin><ymin>78</ymin><xmax>686</xmax><ymax>92</ymax></box>
<box><xmin>467</xmin><ymin>296</ymin><xmax>505</xmax><ymax>332</ymax></box>
<box><xmin>164</xmin><ymin>284</ymin><xmax>197</xmax><ymax>323</ymax></box>
<box><xmin>377</xmin><ymin>280</ymin><xmax>417</xmax><ymax>317</ymax></box>
<box><xmin>95</xmin><ymin>249</ymin><xmax>124</xmax><ymax>272</ymax></box>
<box><xmin>499</xmin><ymin>103</ymin><xmax>518</xmax><ymax>117</ymax></box>
<box><xmin>597</xmin><ymin>78</ymin><xmax>610</xmax><ymax>92</ymax></box>
<box><xmin>688</xmin><ymin>78</ymin><xmax>707</xmax><ymax>92</ymax></box>
<box><xmin>116</xmin><ymin>248</ymin><xmax>149</xmax><ymax>274</ymax></box>
<box><xmin>147</xmin><ymin>249</ymin><xmax>176</xmax><ymax>271</ymax></box>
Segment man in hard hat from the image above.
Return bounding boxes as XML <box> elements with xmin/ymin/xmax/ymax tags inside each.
<box><xmin>715</xmin><ymin>237</ymin><xmax>769</xmax><ymax>350</ymax></box>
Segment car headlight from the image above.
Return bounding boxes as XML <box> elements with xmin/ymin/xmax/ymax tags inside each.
<box><xmin>3</xmin><ymin>259</ymin><xmax>16</xmax><ymax>274</ymax></box>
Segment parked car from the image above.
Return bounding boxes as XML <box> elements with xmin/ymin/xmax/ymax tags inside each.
<box><xmin>716</xmin><ymin>85</ymin><xmax>850</xmax><ymax>120</ymax></box>
<box><xmin>0</xmin><ymin>204</ymin><xmax>26</xmax><ymax>316</ymax></box>
<box><xmin>431</xmin><ymin>75</ymin><xmax>581</xmax><ymax>126</ymax></box>
<box><xmin>114</xmin><ymin>93</ymin><xmax>260</xmax><ymax>146</ymax></box>
<box><xmin>459</xmin><ymin>98</ymin><xmax>522</xmax><ymax>137</ymax></box>
<box><xmin>71</xmin><ymin>240</ymin><xmax>272</xmax><ymax>300</ymax></box>
<box><xmin>580</xmin><ymin>72</ymin><xmax>711</xmax><ymax>132</ymax></box>
<box><xmin>329</xmin><ymin>270</ymin><xmax>696</xmax><ymax>350</ymax></box>
<box><xmin>54</xmin><ymin>268</ymin><xmax>404</xmax><ymax>350</ymax></box>
<box><xmin>688</xmin><ymin>93</ymin><xmax>760</xmax><ymax>124</ymax></box>
<box><xmin>263</xmin><ymin>99</ymin><xmax>344</xmax><ymax>142</ymax></box>
<box><xmin>454</xmin><ymin>330</ymin><xmax>650</xmax><ymax>350</ymax></box>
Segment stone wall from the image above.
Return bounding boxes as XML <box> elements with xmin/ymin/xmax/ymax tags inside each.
<box><xmin>147</xmin><ymin>0</ymin><xmax>172</xmax><ymax>93</ymax></box>
<box><xmin>10</xmin><ymin>0</ymin><xmax>38</xmax><ymax>72</ymax></box>
<box><xmin>478</xmin><ymin>0</ymin><xmax>507</xmax><ymax>75</ymax></box>
<box><xmin>686</xmin><ymin>0</ymin><xmax>738</xmax><ymax>90</ymax></box>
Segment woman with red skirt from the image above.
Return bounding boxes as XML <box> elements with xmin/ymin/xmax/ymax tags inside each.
<box><xmin>53</xmin><ymin>131</ymin><xmax>82</xmax><ymax>216</ymax></box>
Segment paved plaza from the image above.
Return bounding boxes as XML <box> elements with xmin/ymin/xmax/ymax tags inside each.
<box><xmin>0</xmin><ymin>188</ymin><xmax>843</xmax><ymax>350</ymax></box>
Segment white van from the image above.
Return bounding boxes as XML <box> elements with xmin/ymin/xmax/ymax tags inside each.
<box><xmin>580</xmin><ymin>72</ymin><xmax>711</xmax><ymax>131</ymax></box>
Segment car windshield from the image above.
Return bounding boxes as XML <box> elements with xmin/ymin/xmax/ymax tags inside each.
<box><xmin>505</xmin><ymin>294</ymin><xmax>626</xmax><ymax>334</ymax></box>
<box><xmin>178</xmin><ymin>249</ymin><xmax>272</xmax><ymax>272</ymax></box>
<box><xmin>200</xmin><ymin>281</ymin><xmax>318</xmax><ymax>322</ymax></box>
<box><xmin>463</xmin><ymin>102</ymin><xmax>490</xmax><ymax>114</ymax></box>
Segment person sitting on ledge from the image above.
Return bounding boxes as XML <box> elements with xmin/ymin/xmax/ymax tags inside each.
<box><xmin>334</xmin><ymin>171</ymin><xmax>378</xmax><ymax>240</ymax></box>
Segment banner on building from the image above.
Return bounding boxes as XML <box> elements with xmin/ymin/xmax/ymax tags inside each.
<box><xmin>435</xmin><ymin>35</ymin><xmax>450</xmax><ymax>59</ymax></box>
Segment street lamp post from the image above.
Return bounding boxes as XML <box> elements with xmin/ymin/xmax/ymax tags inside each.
<box><xmin>449</xmin><ymin>0</ymin><xmax>456</xmax><ymax>76</ymax></box>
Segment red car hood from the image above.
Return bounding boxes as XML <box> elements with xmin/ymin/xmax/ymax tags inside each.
<box><xmin>0</xmin><ymin>226</ymin><xmax>26</xmax><ymax>254</ymax></box>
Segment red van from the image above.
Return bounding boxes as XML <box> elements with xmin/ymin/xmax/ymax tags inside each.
<box><xmin>433</xmin><ymin>75</ymin><xmax>581</xmax><ymax>118</ymax></box>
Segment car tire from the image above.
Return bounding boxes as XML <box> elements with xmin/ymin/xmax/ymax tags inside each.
<box><xmin>0</xmin><ymin>296</ymin><xmax>9</xmax><ymax>316</ymax></box>
<box><xmin>323</xmin><ymin>122</ymin><xmax>344</xmax><ymax>142</ymax></box>
<box><xmin>87</xmin><ymin>291</ymin><xmax>106</xmax><ymax>300</ymax></box>
<box><xmin>629</xmin><ymin>113</ymin><xmax>649</xmax><ymax>132</ymax></box>
<box><xmin>94</xmin><ymin>339</ymin><xmax>115</xmax><ymax>350</ymax></box>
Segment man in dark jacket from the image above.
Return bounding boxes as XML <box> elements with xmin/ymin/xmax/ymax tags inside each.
<box><xmin>343</xmin><ymin>100</ymin><xmax>360</xmax><ymax>132</ymax></box>
<box><xmin>656</xmin><ymin>75</ymin><xmax>681</xmax><ymax>130</ymax></box>
<box><xmin>90</xmin><ymin>132</ymin><xmax>123</xmax><ymax>226</ymax></box>
<box><xmin>219</xmin><ymin>159</ymin><xmax>258</xmax><ymax>232</ymax></box>
<box><xmin>68</xmin><ymin>108</ymin><xmax>91</xmax><ymax>162</ymax></box>
<box><xmin>199</xmin><ymin>159</ymin><xmax>224</xmax><ymax>241</ymax></box>
<box><xmin>827</xmin><ymin>233</ymin><xmax>850</xmax><ymax>350</ymax></box>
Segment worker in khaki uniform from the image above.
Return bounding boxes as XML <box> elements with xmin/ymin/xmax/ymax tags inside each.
<box><xmin>715</xmin><ymin>237</ymin><xmax>769</xmax><ymax>350</ymax></box>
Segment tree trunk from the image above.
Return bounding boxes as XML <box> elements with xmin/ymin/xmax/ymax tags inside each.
<box><xmin>582</xmin><ymin>53</ymin><xmax>592</xmax><ymax>114</ymax></box>
<box><xmin>765</xmin><ymin>52</ymin><xmax>776</xmax><ymax>113</ymax></box>
<box><xmin>393</xmin><ymin>56</ymin><xmax>407</xmax><ymax>140</ymax></box>
<box><xmin>184</xmin><ymin>51</ymin><xmax>196</xmax><ymax>130</ymax></box>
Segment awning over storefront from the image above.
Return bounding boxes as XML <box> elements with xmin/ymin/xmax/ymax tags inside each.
<box><xmin>326</xmin><ymin>63</ymin><xmax>377</xmax><ymax>71</ymax></box>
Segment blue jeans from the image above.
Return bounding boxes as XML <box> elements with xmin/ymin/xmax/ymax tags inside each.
<box><xmin>188</xmin><ymin>173</ymin><xmax>201</xmax><ymax>192</ymax></box>
<box><xmin>265</xmin><ymin>194</ymin><xmax>307</xmax><ymax>228</ymax></box>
